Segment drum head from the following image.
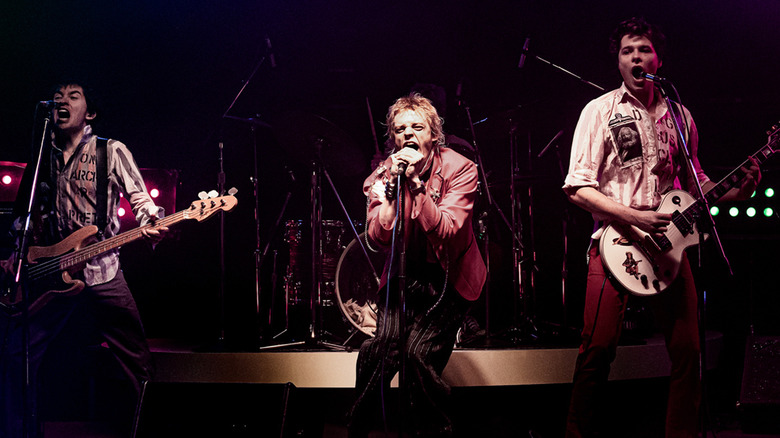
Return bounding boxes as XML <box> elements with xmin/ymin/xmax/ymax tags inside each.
<box><xmin>335</xmin><ymin>233</ymin><xmax>387</xmax><ymax>337</ymax></box>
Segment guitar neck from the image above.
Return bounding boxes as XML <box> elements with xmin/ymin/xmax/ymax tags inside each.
<box><xmin>59</xmin><ymin>209</ymin><xmax>187</xmax><ymax>269</ymax></box>
<box><xmin>704</xmin><ymin>143</ymin><xmax>775</xmax><ymax>205</ymax></box>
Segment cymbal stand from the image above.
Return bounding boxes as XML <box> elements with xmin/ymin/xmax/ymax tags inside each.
<box><xmin>537</xmin><ymin>130</ymin><xmax>578</xmax><ymax>334</ymax></box>
<box><xmin>463</xmin><ymin>104</ymin><xmax>520</xmax><ymax>345</ymax></box>
<box><xmin>261</xmin><ymin>137</ymin><xmax>365</xmax><ymax>351</ymax></box>
<box><xmin>216</xmin><ymin>44</ymin><xmax>272</xmax><ymax>349</ymax></box>
<box><xmin>504</xmin><ymin>126</ymin><xmax>540</xmax><ymax>344</ymax></box>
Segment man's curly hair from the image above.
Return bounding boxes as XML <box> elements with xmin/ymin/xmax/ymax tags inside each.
<box><xmin>608</xmin><ymin>17</ymin><xmax>666</xmax><ymax>62</ymax></box>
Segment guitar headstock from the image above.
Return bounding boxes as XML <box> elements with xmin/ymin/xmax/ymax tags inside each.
<box><xmin>185</xmin><ymin>192</ymin><xmax>238</xmax><ymax>222</ymax></box>
<box><xmin>768</xmin><ymin>122</ymin><xmax>780</xmax><ymax>153</ymax></box>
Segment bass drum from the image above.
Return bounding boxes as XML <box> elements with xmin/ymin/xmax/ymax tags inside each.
<box><xmin>335</xmin><ymin>233</ymin><xmax>387</xmax><ymax>337</ymax></box>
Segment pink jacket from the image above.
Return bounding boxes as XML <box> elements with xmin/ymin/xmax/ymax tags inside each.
<box><xmin>363</xmin><ymin>147</ymin><xmax>486</xmax><ymax>301</ymax></box>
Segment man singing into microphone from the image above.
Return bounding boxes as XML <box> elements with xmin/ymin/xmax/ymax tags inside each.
<box><xmin>1</xmin><ymin>81</ymin><xmax>166</xmax><ymax>438</ymax></box>
<box><xmin>347</xmin><ymin>93</ymin><xmax>486</xmax><ymax>437</ymax></box>
<box><xmin>562</xmin><ymin>18</ymin><xmax>760</xmax><ymax>437</ymax></box>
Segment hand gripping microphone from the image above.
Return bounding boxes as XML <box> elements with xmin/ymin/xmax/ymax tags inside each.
<box><xmin>397</xmin><ymin>143</ymin><xmax>419</xmax><ymax>175</ymax></box>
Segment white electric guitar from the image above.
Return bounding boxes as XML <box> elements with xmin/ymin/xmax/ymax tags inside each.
<box><xmin>600</xmin><ymin>124</ymin><xmax>778</xmax><ymax>296</ymax></box>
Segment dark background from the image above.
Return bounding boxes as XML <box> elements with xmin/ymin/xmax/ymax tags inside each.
<box><xmin>2</xmin><ymin>0</ymin><xmax>779</xmax><ymax>398</ymax></box>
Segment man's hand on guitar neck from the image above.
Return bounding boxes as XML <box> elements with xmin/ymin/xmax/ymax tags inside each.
<box><xmin>140</xmin><ymin>211</ymin><xmax>168</xmax><ymax>246</ymax></box>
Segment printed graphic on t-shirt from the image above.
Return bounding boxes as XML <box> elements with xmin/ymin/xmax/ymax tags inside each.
<box><xmin>608</xmin><ymin>113</ymin><xmax>643</xmax><ymax>167</ymax></box>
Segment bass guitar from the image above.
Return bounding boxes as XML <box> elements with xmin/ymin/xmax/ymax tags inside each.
<box><xmin>1</xmin><ymin>194</ymin><xmax>237</xmax><ymax>317</ymax></box>
<box><xmin>600</xmin><ymin>124</ymin><xmax>778</xmax><ymax>296</ymax></box>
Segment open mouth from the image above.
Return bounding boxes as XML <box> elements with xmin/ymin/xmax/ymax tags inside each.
<box><xmin>56</xmin><ymin>108</ymin><xmax>70</xmax><ymax>119</ymax></box>
<box><xmin>403</xmin><ymin>142</ymin><xmax>418</xmax><ymax>150</ymax></box>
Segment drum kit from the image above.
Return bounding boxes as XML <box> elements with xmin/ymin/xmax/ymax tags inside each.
<box><xmin>245</xmin><ymin>103</ymin><xmax>570</xmax><ymax>351</ymax></box>
<box><xmin>206</xmin><ymin>39</ymin><xmax>615</xmax><ymax>351</ymax></box>
<box><xmin>255</xmin><ymin>110</ymin><xmax>385</xmax><ymax>349</ymax></box>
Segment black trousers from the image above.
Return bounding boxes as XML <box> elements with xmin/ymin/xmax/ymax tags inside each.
<box><xmin>347</xmin><ymin>278</ymin><xmax>470</xmax><ymax>437</ymax></box>
<box><xmin>1</xmin><ymin>270</ymin><xmax>153</xmax><ymax>438</ymax></box>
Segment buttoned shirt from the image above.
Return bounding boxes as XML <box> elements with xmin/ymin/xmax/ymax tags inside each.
<box><xmin>563</xmin><ymin>83</ymin><xmax>710</xmax><ymax>238</ymax></box>
<box><xmin>50</xmin><ymin>125</ymin><xmax>161</xmax><ymax>285</ymax></box>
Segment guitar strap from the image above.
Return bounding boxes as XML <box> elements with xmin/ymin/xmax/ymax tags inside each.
<box><xmin>96</xmin><ymin>137</ymin><xmax>108</xmax><ymax>238</ymax></box>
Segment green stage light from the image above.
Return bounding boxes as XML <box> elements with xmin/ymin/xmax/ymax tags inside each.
<box><xmin>729</xmin><ymin>207</ymin><xmax>739</xmax><ymax>217</ymax></box>
<box><xmin>746</xmin><ymin>207</ymin><xmax>756</xmax><ymax>217</ymax></box>
<box><xmin>710</xmin><ymin>206</ymin><xmax>720</xmax><ymax>216</ymax></box>
<box><xmin>764</xmin><ymin>207</ymin><xmax>774</xmax><ymax>217</ymax></box>
<box><xmin>765</xmin><ymin>187</ymin><xmax>775</xmax><ymax>198</ymax></box>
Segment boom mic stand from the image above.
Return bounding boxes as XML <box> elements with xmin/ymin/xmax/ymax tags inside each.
<box><xmin>216</xmin><ymin>45</ymin><xmax>273</xmax><ymax>349</ymax></box>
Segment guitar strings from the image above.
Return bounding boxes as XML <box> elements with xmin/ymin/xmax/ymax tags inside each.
<box><xmin>24</xmin><ymin>207</ymin><xmax>194</xmax><ymax>281</ymax></box>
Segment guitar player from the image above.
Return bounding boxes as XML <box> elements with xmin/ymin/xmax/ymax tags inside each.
<box><xmin>562</xmin><ymin>18</ymin><xmax>761</xmax><ymax>438</ymax></box>
<box><xmin>1</xmin><ymin>81</ymin><xmax>167</xmax><ymax>438</ymax></box>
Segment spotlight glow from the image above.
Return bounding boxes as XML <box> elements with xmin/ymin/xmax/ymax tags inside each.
<box><xmin>1</xmin><ymin>175</ymin><xmax>11</xmax><ymax>185</ymax></box>
<box><xmin>746</xmin><ymin>207</ymin><xmax>756</xmax><ymax>217</ymax></box>
<box><xmin>729</xmin><ymin>207</ymin><xmax>739</xmax><ymax>217</ymax></box>
<box><xmin>118</xmin><ymin>207</ymin><xmax>126</xmax><ymax>217</ymax></box>
<box><xmin>150</xmin><ymin>188</ymin><xmax>159</xmax><ymax>198</ymax></box>
<box><xmin>765</xmin><ymin>188</ymin><xmax>775</xmax><ymax>198</ymax></box>
<box><xmin>710</xmin><ymin>206</ymin><xmax>720</xmax><ymax>216</ymax></box>
<box><xmin>764</xmin><ymin>207</ymin><xmax>774</xmax><ymax>217</ymax></box>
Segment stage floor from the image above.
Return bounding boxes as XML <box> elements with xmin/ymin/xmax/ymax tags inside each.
<box><xmin>149</xmin><ymin>331</ymin><xmax>724</xmax><ymax>387</ymax></box>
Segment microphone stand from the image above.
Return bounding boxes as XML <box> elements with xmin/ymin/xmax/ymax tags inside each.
<box><xmin>393</xmin><ymin>171</ymin><xmax>408</xmax><ymax>438</ymax></box>
<box><xmin>657</xmin><ymin>80</ymin><xmax>729</xmax><ymax>438</ymax></box>
<box><xmin>12</xmin><ymin>104</ymin><xmax>54</xmax><ymax>438</ymax></box>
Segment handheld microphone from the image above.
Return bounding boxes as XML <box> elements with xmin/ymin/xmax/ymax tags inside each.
<box><xmin>397</xmin><ymin>143</ymin><xmax>419</xmax><ymax>175</ymax></box>
<box><xmin>518</xmin><ymin>37</ymin><xmax>530</xmax><ymax>69</ymax></box>
<box><xmin>631</xmin><ymin>66</ymin><xmax>666</xmax><ymax>83</ymax></box>
<box><xmin>265</xmin><ymin>35</ymin><xmax>277</xmax><ymax>68</ymax></box>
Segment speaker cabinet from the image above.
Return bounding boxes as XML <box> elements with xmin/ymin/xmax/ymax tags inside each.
<box><xmin>738</xmin><ymin>336</ymin><xmax>780</xmax><ymax>433</ymax></box>
<box><xmin>133</xmin><ymin>382</ymin><xmax>296</xmax><ymax>438</ymax></box>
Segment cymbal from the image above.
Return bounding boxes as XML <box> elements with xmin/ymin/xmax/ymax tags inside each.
<box><xmin>223</xmin><ymin>115</ymin><xmax>272</xmax><ymax>128</ymax></box>
<box><xmin>274</xmin><ymin>110</ymin><xmax>365</xmax><ymax>176</ymax></box>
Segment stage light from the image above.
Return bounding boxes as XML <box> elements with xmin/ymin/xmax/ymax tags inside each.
<box><xmin>765</xmin><ymin>187</ymin><xmax>775</xmax><ymax>198</ymax></box>
<box><xmin>764</xmin><ymin>207</ymin><xmax>774</xmax><ymax>218</ymax></box>
<box><xmin>118</xmin><ymin>207</ymin><xmax>126</xmax><ymax>217</ymax></box>
<box><xmin>729</xmin><ymin>207</ymin><xmax>739</xmax><ymax>217</ymax></box>
<box><xmin>150</xmin><ymin>188</ymin><xmax>159</xmax><ymax>198</ymax></box>
<box><xmin>746</xmin><ymin>207</ymin><xmax>756</xmax><ymax>218</ymax></box>
<box><xmin>1</xmin><ymin>175</ymin><xmax>11</xmax><ymax>185</ymax></box>
<box><xmin>710</xmin><ymin>206</ymin><xmax>720</xmax><ymax>216</ymax></box>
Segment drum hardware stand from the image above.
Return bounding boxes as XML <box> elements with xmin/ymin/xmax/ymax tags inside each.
<box><xmin>499</xmin><ymin>45</ymin><xmax>607</xmax><ymax>345</ymax></box>
<box><xmin>261</xmin><ymin>181</ymin><xmax>294</xmax><ymax>341</ymax></box>
<box><xmin>207</xmin><ymin>41</ymin><xmax>273</xmax><ymax>350</ymax></box>
<box><xmin>503</xmin><ymin>127</ymin><xmax>541</xmax><ymax>344</ymax></box>
<box><xmin>459</xmin><ymin>104</ymin><xmax>521</xmax><ymax>347</ymax></box>
<box><xmin>537</xmin><ymin>130</ymin><xmax>579</xmax><ymax>338</ymax></box>
<box><xmin>260</xmin><ymin>137</ymin><xmax>369</xmax><ymax>351</ymax></box>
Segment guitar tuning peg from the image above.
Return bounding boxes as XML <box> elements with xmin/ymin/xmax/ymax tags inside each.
<box><xmin>207</xmin><ymin>190</ymin><xmax>219</xmax><ymax>199</ymax></box>
<box><xmin>228</xmin><ymin>187</ymin><xmax>238</xmax><ymax>195</ymax></box>
<box><xmin>198</xmin><ymin>191</ymin><xmax>209</xmax><ymax>200</ymax></box>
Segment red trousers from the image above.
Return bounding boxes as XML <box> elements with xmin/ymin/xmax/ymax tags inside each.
<box><xmin>565</xmin><ymin>243</ymin><xmax>701</xmax><ymax>438</ymax></box>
